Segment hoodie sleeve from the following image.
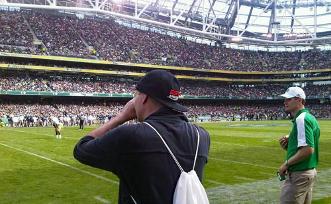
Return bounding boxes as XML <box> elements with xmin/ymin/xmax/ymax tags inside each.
<box><xmin>73</xmin><ymin>125</ymin><xmax>130</xmax><ymax>174</ymax></box>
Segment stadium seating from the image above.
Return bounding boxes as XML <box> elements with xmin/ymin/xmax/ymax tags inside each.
<box><xmin>0</xmin><ymin>10</ymin><xmax>331</xmax><ymax>71</ymax></box>
<box><xmin>0</xmin><ymin>75</ymin><xmax>329</xmax><ymax>98</ymax></box>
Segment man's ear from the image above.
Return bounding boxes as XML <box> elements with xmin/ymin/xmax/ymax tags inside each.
<box><xmin>295</xmin><ymin>97</ymin><xmax>304</xmax><ymax>105</ymax></box>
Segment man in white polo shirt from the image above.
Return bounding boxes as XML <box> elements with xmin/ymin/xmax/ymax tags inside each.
<box><xmin>278</xmin><ymin>87</ymin><xmax>320</xmax><ymax>204</ymax></box>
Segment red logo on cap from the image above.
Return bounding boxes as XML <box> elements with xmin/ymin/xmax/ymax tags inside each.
<box><xmin>169</xmin><ymin>89</ymin><xmax>181</xmax><ymax>101</ymax></box>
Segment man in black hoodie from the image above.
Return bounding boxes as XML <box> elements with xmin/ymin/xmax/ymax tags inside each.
<box><xmin>73</xmin><ymin>70</ymin><xmax>210</xmax><ymax>204</ymax></box>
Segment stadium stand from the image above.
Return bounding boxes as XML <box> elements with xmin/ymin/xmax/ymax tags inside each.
<box><xmin>0</xmin><ymin>9</ymin><xmax>330</xmax><ymax>129</ymax></box>
<box><xmin>0</xmin><ymin>11</ymin><xmax>33</xmax><ymax>47</ymax></box>
<box><xmin>0</xmin><ymin>10</ymin><xmax>331</xmax><ymax>71</ymax></box>
<box><xmin>0</xmin><ymin>74</ymin><xmax>329</xmax><ymax>98</ymax></box>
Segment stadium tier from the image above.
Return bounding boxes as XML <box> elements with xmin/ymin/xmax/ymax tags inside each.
<box><xmin>1</xmin><ymin>10</ymin><xmax>331</xmax><ymax>72</ymax></box>
<box><xmin>0</xmin><ymin>72</ymin><xmax>329</xmax><ymax>98</ymax></box>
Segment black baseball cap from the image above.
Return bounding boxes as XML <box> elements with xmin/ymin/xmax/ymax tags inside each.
<box><xmin>136</xmin><ymin>70</ymin><xmax>188</xmax><ymax>112</ymax></box>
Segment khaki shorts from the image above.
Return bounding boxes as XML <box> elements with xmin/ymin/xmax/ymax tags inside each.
<box><xmin>280</xmin><ymin>169</ymin><xmax>317</xmax><ymax>204</ymax></box>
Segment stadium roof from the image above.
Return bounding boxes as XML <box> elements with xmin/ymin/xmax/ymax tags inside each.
<box><xmin>1</xmin><ymin>0</ymin><xmax>331</xmax><ymax>46</ymax></box>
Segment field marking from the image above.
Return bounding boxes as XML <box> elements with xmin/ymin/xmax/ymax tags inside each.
<box><xmin>8</xmin><ymin>130</ymin><xmax>330</xmax><ymax>156</ymax></box>
<box><xmin>0</xmin><ymin>142</ymin><xmax>119</xmax><ymax>185</ymax></box>
<box><xmin>226</xmin><ymin>123</ymin><xmax>289</xmax><ymax>127</ymax></box>
<box><xmin>206</xmin><ymin>179</ymin><xmax>223</xmax><ymax>185</ymax></box>
<box><xmin>207</xmin><ymin>168</ymin><xmax>331</xmax><ymax>203</ymax></box>
<box><xmin>212</xmin><ymin>141</ymin><xmax>279</xmax><ymax>150</ymax></box>
<box><xmin>209</xmin><ymin>157</ymin><xmax>276</xmax><ymax>170</ymax></box>
<box><xmin>3</xmin><ymin>129</ymin><xmax>78</xmax><ymax>140</ymax></box>
<box><xmin>233</xmin><ymin>176</ymin><xmax>256</xmax><ymax>182</ymax></box>
<box><xmin>262</xmin><ymin>139</ymin><xmax>273</xmax><ymax>142</ymax></box>
<box><xmin>211</xmin><ymin>134</ymin><xmax>274</xmax><ymax>139</ymax></box>
<box><xmin>94</xmin><ymin>195</ymin><xmax>111</xmax><ymax>204</ymax></box>
<box><xmin>213</xmin><ymin>141</ymin><xmax>331</xmax><ymax>155</ymax></box>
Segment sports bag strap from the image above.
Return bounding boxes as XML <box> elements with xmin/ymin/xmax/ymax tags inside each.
<box><xmin>144</xmin><ymin>122</ymin><xmax>201</xmax><ymax>172</ymax></box>
<box><xmin>192</xmin><ymin>127</ymin><xmax>200</xmax><ymax>170</ymax></box>
<box><xmin>130</xmin><ymin>195</ymin><xmax>137</xmax><ymax>204</ymax></box>
<box><xmin>144</xmin><ymin>122</ymin><xmax>184</xmax><ymax>172</ymax></box>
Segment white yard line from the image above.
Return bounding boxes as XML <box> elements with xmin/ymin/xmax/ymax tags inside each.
<box><xmin>0</xmin><ymin>142</ymin><xmax>118</xmax><ymax>185</ymax></box>
<box><xmin>206</xmin><ymin>179</ymin><xmax>223</xmax><ymax>185</ymax></box>
<box><xmin>233</xmin><ymin>176</ymin><xmax>256</xmax><ymax>182</ymax></box>
<box><xmin>94</xmin><ymin>195</ymin><xmax>111</xmax><ymax>204</ymax></box>
<box><xmin>211</xmin><ymin>134</ymin><xmax>272</xmax><ymax>139</ymax></box>
<box><xmin>212</xmin><ymin>141</ymin><xmax>279</xmax><ymax>150</ymax></box>
<box><xmin>209</xmin><ymin>157</ymin><xmax>276</xmax><ymax>170</ymax></box>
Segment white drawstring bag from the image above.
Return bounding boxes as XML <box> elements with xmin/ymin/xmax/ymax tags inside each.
<box><xmin>144</xmin><ymin>122</ymin><xmax>209</xmax><ymax>204</ymax></box>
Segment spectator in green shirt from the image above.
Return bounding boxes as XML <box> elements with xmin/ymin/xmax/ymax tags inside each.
<box><xmin>278</xmin><ymin>87</ymin><xmax>320</xmax><ymax>204</ymax></box>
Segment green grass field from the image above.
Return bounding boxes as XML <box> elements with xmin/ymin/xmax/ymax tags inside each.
<box><xmin>1</xmin><ymin>120</ymin><xmax>330</xmax><ymax>204</ymax></box>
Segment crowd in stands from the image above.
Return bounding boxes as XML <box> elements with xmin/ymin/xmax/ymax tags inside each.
<box><xmin>26</xmin><ymin>12</ymin><xmax>89</xmax><ymax>57</ymax></box>
<box><xmin>48</xmin><ymin>77</ymin><xmax>135</xmax><ymax>94</ymax></box>
<box><xmin>0</xmin><ymin>12</ymin><xmax>33</xmax><ymax>47</ymax></box>
<box><xmin>0</xmin><ymin>44</ymin><xmax>34</xmax><ymax>54</ymax></box>
<box><xmin>0</xmin><ymin>75</ymin><xmax>329</xmax><ymax>98</ymax></box>
<box><xmin>187</xmin><ymin>103</ymin><xmax>331</xmax><ymax>120</ymax></box>
<box><xmin>183</xmin><ymin>83</ymin><xmax>331</xmax><ymax>98</ymax></box>
<box><xmin>1</xmin><ymin>10</ymin><xmax>331</xmax><ymax>71</ymax></box>
<box><xmin>308</xmin><ymin>104</ymin><xmax>331</xmax><ymax>118</ymax></box>
<box><xmin>0</xmin><ymin>76</ymin><xmax>135</xmax><ymax>94</ymax></box>
<box><xmin>0</xmin><ymin>76</ymin><xmax>51</xmax><ymax>92</ymax></box>
<box><xmin>56</xmin><ymin>103</ymin><xmax>123</xmax><ymax>118</ymax></box>
<box><xmin>0</xmin><ymin>11</ymin><xmax>39</xmax><ymax>54</ymax></box>
<box><xmin>0</xmin><ymin>102</ymin><xmax>330</xmax><ymax>128</ymax></box>
<box><xmin>186</xmin><ymin>104</ymin><xmax>286</xmax><ymax>120</ymax></box>
<box><xmin>78</xmin><ymin>18</ymin><xmax>131</xmax><ymax>62</ymax></box>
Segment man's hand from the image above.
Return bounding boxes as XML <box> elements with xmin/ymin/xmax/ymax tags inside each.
<box><xmin>279</xmin><ymin>135</ymin><xmax>289</xmax><ymax>150</ymax></box>
<box><xmin>87</xmin><ymin>99</ymin><xmax>137</xmax><ymax>138</ymax></box>
<box><xmin>116</xmin><ymin>98</ymin><xmax>137</xmax><ymax>124</ymax></box>
<box><xmin>278</xmin><ymin>161</ymin><xmax>288</xmax><ymax>177</ymax></box>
